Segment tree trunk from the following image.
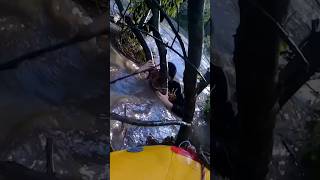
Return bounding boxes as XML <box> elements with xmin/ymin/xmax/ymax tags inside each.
<box><xmin>147</xmin><ymin>0</ymin><xmax>168</xmax><ymax>92</ymax></box>
<box><xmin>232</xmin><ymin>0</ymin><xmax>289</xmax><ymax>179</ymax></box>
<box><xmin>176</xmin><ymin>0</ymin><xmax>204</xmax><ymax>144</ymax></box>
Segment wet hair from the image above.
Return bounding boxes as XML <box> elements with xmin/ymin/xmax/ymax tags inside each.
<box><xmin>168</xmin><ymin>62</ymin><xmax>177</xmax><ymax>79</ymax></box>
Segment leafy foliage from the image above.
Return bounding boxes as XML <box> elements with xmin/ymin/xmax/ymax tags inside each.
<box><xmin>161</xmin><ymin>0</ymin><xmax>184</xmax><ymax>17</ymax></box>
<box><xmin>128</xmin><ymin>0</ymin><xmax>184</xmax><ymax>24</ymax></box>
<box><xmin>129</xmin><ymin>0</ymin><xmax>149</xmax><ymax>23</ymax></box>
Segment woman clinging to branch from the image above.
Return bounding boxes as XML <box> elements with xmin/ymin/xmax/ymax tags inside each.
<box><xmin>148</xmin><ymin>62</ymin><xmax>184</xmax><ymax>118</ymax></box>
<box><xmin>115</xmin><ymin>58</ymin><xmax>184</xmax><ymax>117</ymax></box>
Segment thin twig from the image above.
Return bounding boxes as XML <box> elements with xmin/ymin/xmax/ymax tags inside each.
<box><xmin>118</xmin><ymin>0</ymin><xmax>132</xmax><ymax>24</ymax></box>
<box><xmin>99</xmin><ymin>113</ymin><xmax>191</xmax><ymax>126</ymax></box>
<box><xmin>246</xmin><ymin>0</ymin><xmax>309</xmax><ymax>69</ymax></box>
<box><xmin>277</xmin><ymin>133</ymin><xmax>305</xmax><ymax>176</ymax></box>
<box><xmin>171</xmin><ymin>35</ymin><xmax>177</xmax><ymax>48</ymax></box>
<box><xmin>149</xmin><ymin>0</ymin><xmax>187</xmax><ymax>58</ymax></box>
<box><xmin>171</xmin><ymin>1</ymin><xmax>180</xmax><ymax>48</ymax></box>
<box><xmin>306</xmin><ymin>82</ymin><xmax>320</xmax><ymax>96</ymax></box>
<box><xmin>283</xmin><ymin>11</ymin><xmax>296</xmax><ymax>26</ymax></box>
<box><xmin>138</xmin><ymin>9</ymin><xmax>151</xmax><ymax>29</ymax></box>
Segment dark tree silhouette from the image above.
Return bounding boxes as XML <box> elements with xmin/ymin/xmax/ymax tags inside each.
<box><xmin>176</xmin><ymin>0</ymin><xmax>205</xmax><ymax>144</ymax></box>
<box><xmin>232</xmin><ymin>0</ymin><xmax>289</xmax><ymax>179</ymax></box>
<box><xmin>213</xmin><ymin>1</ymin><xmax>320</xmax><ymax>179</ymax></box>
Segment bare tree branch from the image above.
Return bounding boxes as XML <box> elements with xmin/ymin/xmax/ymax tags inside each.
<box><xmin>115</xmin><ymin>21</ymin><xmax>208</xmax><ymax>83</ymax></box>
<box><xmin>148</xmin><ymin>0</ymin><xmax>187</xmax><ymax>58</ymax></box>
<box><xmin>246</xmin><ymin>0</ymin><xmax>309</xmax><ymax>69</ymax></box>
<box><xmin>100</xmin><ymin>113</ymin><xmax>191</xmax><ymax>126</ymax></box>
<box><xmin>278</xmin><ymin>23</ymin><xmax>320</xmax><ymax>107</ymax></box>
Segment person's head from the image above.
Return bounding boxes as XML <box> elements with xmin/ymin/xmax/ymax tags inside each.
<box><xmin>168</xmin><ymin>62</ymin><xmax>176</xmax><ymax>80</ymax></box>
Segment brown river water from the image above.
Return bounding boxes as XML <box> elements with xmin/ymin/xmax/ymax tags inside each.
<box><xmin>0</xmin><ymin>0</ymin><xmax>108</xmax><ymax>179</ymax></box>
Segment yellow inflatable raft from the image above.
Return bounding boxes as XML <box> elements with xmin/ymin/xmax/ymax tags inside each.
<box><xmin>111</xmin><ymin>145</ymin><xmax>210</xmax><ymax>180</ymax></box>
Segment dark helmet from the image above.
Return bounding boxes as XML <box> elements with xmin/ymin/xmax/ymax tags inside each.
<box><xmin>168</xmin><ymin>62</ymin><xmax>177</xmax><ymax>79</ymax></box>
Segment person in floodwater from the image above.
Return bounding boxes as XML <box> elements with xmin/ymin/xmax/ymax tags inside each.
<box><xmin>155</xmin><ymin>62</ymin><xmax>184</xmax><ymax>118</ymax></box>
<box><xmin>138</xmin><ymin>60</ymin><xmax>184</xmax><ymax>117</ymax></box>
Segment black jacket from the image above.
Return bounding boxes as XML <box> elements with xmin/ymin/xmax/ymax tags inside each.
<box><xmin>168</xmin><ymin>80</ymin><xmax>184</xmax><ymax>117</ymax></box>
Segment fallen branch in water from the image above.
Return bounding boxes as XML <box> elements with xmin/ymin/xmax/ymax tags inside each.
<box><xmin>0</xmin><ymin>15</ymin><xmax>107</xmax><ymax>71</ymax></box>
<box><xmin>99</xmin><ymin>113</ymin><xmax>191</xmax><ymax>126</ymax></box>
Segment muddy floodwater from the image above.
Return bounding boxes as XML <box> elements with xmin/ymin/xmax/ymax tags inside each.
<box><xmin>110</xmin><ymin>43</ymin><xmax>210</xmax><ymax>151</ymax></box>
<box><xmin>110</xmin><ymin>0</ymin><xmax>210</xmax><ymax>152</ymax></box>
<box><xmin>0</xmin><ymin>0</ymin><xmax>108</xmax><ymax>179</ymax></box>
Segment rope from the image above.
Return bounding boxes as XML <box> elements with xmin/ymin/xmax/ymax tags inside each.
<box><xmin>179</xmin><ymin>140</ymin><xmax>192</xmax><ymax>148</ymax></box>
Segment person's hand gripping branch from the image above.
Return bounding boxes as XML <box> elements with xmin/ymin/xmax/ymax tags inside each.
<box><xmin>156</xmin><ymin>89</ymin><xmax>173</xmax><ymax>110</ymax></box>
<box><xmin>137</xmin><ymin>60</ymin><xmax>156</xmax><ymax>79</ymax></box>
<box><xmin>153</xmin><ymin>62</ymin><xmax>184</xmax><ymax>117</ymax></box>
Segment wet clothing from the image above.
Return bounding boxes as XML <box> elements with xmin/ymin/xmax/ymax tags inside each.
<box><xmin>168</xmin><ymin>80</ymin><xmax>184</xmax><ymax>117</ymax></box>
